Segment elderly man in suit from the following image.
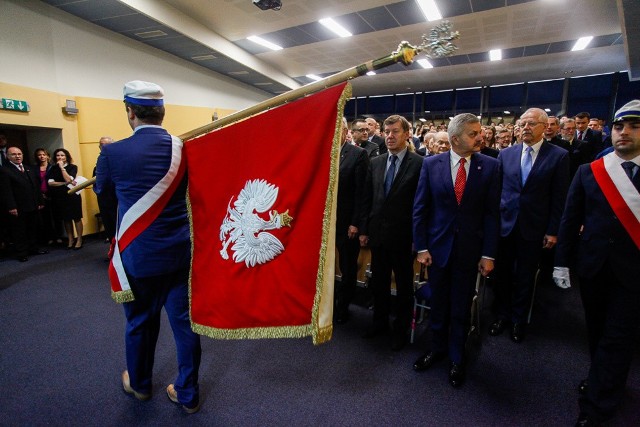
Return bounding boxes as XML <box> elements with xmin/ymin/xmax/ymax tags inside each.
<box><xmin>412</xmin><ymin>113</ymin><xmax>500</xmax><ymax>387</ymax></box>
<box><xmin>0</xmin><ymin>146</ymin><xmax>47</xmax><ymax>262</ymax></box>
<box><xmin>366</xmin><ymin>117</ymin><xmax>387</xmax><ymax>155</ymax></box>
<box><xmin>360</xmin><ymin>114</ymin><xmax>422</xmax><ymax>351</ymax></box>
<box><xmin>334</xmin><ymin>117</ymin><xmax>369</xmax><ymax>324</ymax></box>
<box><xmin>95</xmin><ymin>81</ymin><xmax>201</xmax><ymax>413</ymax></box>
<box><xmin>554</xmin><ymin>100</ymin><xmax>640</xmax><ymax>427</ymax></box>
<box><xmin>489</xmin><ymin>108</ymin><xmax>570</xmax><ymax>343</ymax></box>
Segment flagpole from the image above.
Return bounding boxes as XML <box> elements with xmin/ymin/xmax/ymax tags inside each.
<box><xmin>69</xmin><ymin>22</ymin><xmax>459</xmax><ymax>194</ymax></box>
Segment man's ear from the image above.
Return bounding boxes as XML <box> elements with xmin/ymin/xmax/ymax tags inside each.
<box><xmin>126</xmin><ymin>106</ymin><xmax>135</xmax><ymax>121</ymax></box>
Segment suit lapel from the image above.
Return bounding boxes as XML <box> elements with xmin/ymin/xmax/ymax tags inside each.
<box><xmin>527</xmin><ymin>142</ymin><xmax>549</xmax><ymax>182</ymax></box>
<box><xmin>465</xmin><ymin>153</ymin><xmax>482</xmax><ymax>201</ymax></box>
<box><xmin>388</xmin><ymin>152</ymin><xmax>411</xmax><ymax>196</ymax></box>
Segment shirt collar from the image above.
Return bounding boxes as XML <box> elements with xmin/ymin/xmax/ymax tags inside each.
<box><xmin>524</xmin><ymin>139</ymin><xmax>544</xmax><ymax>153</ymax></box>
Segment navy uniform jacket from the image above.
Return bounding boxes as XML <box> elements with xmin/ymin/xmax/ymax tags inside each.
<box><xmin>555</xmin><ymin>163</ymin><xmax>640</xmax><ymax>290</ymax></box>
<box><xmin>498</xmin><ymin>142</ymin><xmax>570</xmax><ymax>241</ymax></box>
<box><xmin>95</xmin><ymin>126</ymin><xmax>190</xmax><ymax>278</ymax></box>
<box><xmin>413</xmin><ymin>152</ymin><xmax>501</xmax><ymax>269</ymax></box>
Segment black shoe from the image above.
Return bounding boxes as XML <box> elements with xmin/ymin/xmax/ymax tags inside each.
<box><xmin>575</xmin><ymin>413</ymin><xmax>598</xmax><ymax>427</ymax></box>
<box><xmin>489</xmin><ymin>319</ymin><xmax>508</xmax><ymax>336</ymax></box>
<box><xmin>578</xmin><ymin>379</ymin><xmax>588</xmax><ymax>395</ymax></box>
<box><xmin>17</xmin><ymin>256</ymin><xmax>28</xmax><ymax>262</ymax></box>
<box><xmin>510</xmin><ymin>323</ymin><xmax>526</xmax><ymax>343</ymax></box>
<box><xmin>413</xmin><ymin>352</ymin><xmax>444</xmax><ymax>372</ymax></box>
<box><xmin>391</xmin><ymin>333</ymin><xmax>407</xmax><ymax>351</ymax></box>
<box><xmin>29</xmin><ymin>249</ymin><xmax>48</xmax><ymax>255</ymax></box>
<box><xmin>449</xmin><ymin>362</ymin><xmax>465</xmax><ymax>388</ymax></box>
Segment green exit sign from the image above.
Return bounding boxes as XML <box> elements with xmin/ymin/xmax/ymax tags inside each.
<box><xmin>1</xmin><ymin>98</ymin><xmax>30</xmax><ymax>112</ymax></box>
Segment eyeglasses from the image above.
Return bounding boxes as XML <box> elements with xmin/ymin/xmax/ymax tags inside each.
<box><xmin>352</xmin><ymin>128</ymin><xmax>368</xmax><ymax>133</ymax></box>
<box><xmin>7</xmin><ymin>152</ymin><xmax>22</xmax><ymax>157</ymax></box>
<box><xmin>521</xmin><ymin>121</ymin><xmax>544</xmax><ymax>128</ymax></box>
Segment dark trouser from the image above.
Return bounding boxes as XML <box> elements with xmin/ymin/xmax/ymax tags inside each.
<box><xmin>335</xmin><ymin>235</ymin><xmax>361</xmax><ymax>316</ymax></box>
<box><xmin>123</xmin><ymin>268</ymin><xmax>201</xmax><ymax>407</ymax></box>
<box><xmin>428</xmin><ymin>260</ymin><xmax>478</xmax><ymax>364</ymax></box>
<box><xmin>7</xmin><ymin>210</ymin><xmax>39</xmax><ymax>257</ymax></box>
<box><xmin>494</xmin><ymin>229</ymin><xmax>541</xmax><ymax>324</ymax></box>
<box><xmin>578</xmin><ymin>261</ymin><xmax>640</xmax><ymax>422</ymax></box>
<box><xmin>370</xmin><ymin>244</ymin><xmax>414</xmax><ymax>335</ymax></box>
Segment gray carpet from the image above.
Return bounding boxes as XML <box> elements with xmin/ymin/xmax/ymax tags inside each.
<box><xmin>0</xmin><ymin>237</ymin><xmax>638</xmax><ymax>426</ymax></box>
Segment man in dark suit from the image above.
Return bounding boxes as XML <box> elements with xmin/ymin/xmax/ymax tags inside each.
<box><xmin>360</xmin><ymin>114</ymin><xmax>422</xmax><ymax>350</ymax></box>
<box><xmin>575</xmin><ymin>112</ymin><xmax>604</xmax><ymax>159</ymax></box>
<box><xmin>351</xmin><ymin>119</ymin><xmax>379</xmax><ymax>158</ymax></box>
<box><xmin>556</xmin><ymin>118</ymin><xmax>592</xmax><ymax>177</ymax></box>
<box><xmin>412</xmin><ymin>113</ymin><xmax>500</xmax><ymax>387</ymax></box>
<box><xmin>554</xmin><ymin>100</ymin><xmax>640</xmax><ymax>427</ymax></box>
<box><xmin>334</xmin><ymin>117</ymin><xmax>369</xmax><ymax>324</ymax></box>
<box><xmin>489</xmin><ymin>108</ymin><xmax>570</xmax><ymax>343</ymax></box>
<box><xmin>366</xmin><ymin>117</ymin><xmax>387</xmax><ymax>155</ymax></box>
<box><xmin>0</xmin><ymin>146</ymin><xmax>47</xmax><ymax>262</ymax></box>
<box><xmin>95</xmin><ymin>81</ymin><xmax>201</xmax><ymax>413</ymax></box>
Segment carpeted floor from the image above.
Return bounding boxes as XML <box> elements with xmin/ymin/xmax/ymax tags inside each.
<box><xmin>0</xmin><ymin>236</ymin><xmax>638</xmax><ymax>426</ymax></box>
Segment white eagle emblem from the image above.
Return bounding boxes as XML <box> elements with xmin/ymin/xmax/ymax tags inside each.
<box><xmin>219</xmin><ymin>179</ymin><xmax>293</xmax><ymax>267</ymax></box>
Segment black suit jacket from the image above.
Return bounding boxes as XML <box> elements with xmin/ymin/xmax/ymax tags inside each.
<box><xmin>336</xmin><ymin>143</ymin><xmax>369</xmax><ymax>245</ymax></box>
<box><xmin>548</xmin><ymin>136</ymin><xmax>591</xmax><ymax>177</ymax></box>
<box><xmin>358</xmin><ymin>140</ymin><xmax>379</xmax><ymax>158</ymax></box>
<box><xmin>577</xmin><ymin>128</ymin><xmax>603</xmax><ymax>160</ymax></box>
<box><xmin>362</xmin><ymin>150</ymin><xmax>422</xmax><ymax>248</ymax></box>
<box><xmin>371</xmin><ymin>134</ymin><xmax>386</xmax><ymax>155</ymax></box>
<box><xmin>0</xmin><ymin>163</ymin><xmax>42</xmax><ymax>213</ymax></box>
<box><xmin>480</xmin><ymin>146</ymin><xmax>499</xmax><ymax>158</ymax></box>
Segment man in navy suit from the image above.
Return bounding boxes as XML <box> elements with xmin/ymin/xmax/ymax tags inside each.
<box><xmin>0</xmin><ymin>146</ymin><xmax>47</xmax><ymax>262</ymax></box>
<box><xmin>412</xmin><ymin>113</ymin><xmax>500</xmax><ymax>387</ymax></box>
<box><xmin>554</xmin><ymin>100</ymin><xmax>640</xmax><ymax>427</ymax></box>
<box><xmin>95</xmin><ymin>81</ymin><xmax>201</xmax><ymax>413</ymax></box>
<box><xmin>575</xmin><ymin>112</ymin><xmax>604</xmax><ymax>159</ymax></box>
<box><xmin>360</xmin><ymin>115</ymin><xmax>422</xmax><ymax>351</ymax></box>
<box><xmin>489</xmin><ymin>108</ymin><xmax>570</xmax><ymax>343</ymax></box>
<box><xmin>334</xmin><ymin>117</ymin><xmax>369</xmax><ymax>324</ymax></box>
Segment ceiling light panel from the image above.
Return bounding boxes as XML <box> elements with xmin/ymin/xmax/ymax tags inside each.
<box><xmin>247</xmin><ymin>35</ymin><xmax>283</xmax><ymax>51</ymax></box>
<box><xmin>319</xmin><ymin>18</ymin><xmax>352</xmax><ymax>38</ymax></box>
<box><xmin>571</xmin><ymin>36</ymin><xmax>594</xmax><ymax>51</ymax></box>
<box><xmin>416</xmin><ymin>0</ymin><xmax>442</xmax><ymax>21</ymax></box>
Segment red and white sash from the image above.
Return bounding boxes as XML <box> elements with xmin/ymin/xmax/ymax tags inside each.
<box><xmin>591</xmin><ymin>152</ymin><xmax>640</xmax><ymax>250</ymax></box>
<box><xmin>109</xmin><ymin>135</ymin><xmax>187</xmax><ymax>302</ymax></box>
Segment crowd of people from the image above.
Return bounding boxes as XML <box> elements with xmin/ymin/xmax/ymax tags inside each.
<box><xmin>0</xmin><ymin>138</ymin><xmax>86</xmax><ymax>261</ymax></box>
<box><xmin>338</xmin><ymin>103</ymin><xmax>639</xmax><ymax>427</ymax></box>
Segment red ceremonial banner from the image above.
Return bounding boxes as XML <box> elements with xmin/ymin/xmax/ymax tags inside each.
<box><xmin>186</xmin><ymin>82</ymin><xmax>351</xmax><ymax>344</ymax></box>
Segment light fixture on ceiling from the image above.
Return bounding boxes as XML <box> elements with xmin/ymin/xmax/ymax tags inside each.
<box><xmin>252</xmin><ymin>0</ymin><xmax>282</xmax><ymax>11</ymax></box>
<box><xmin>416</xmin><ymin>0</ymin><xmax>442</xmax><ymax>21</ymax></box>
<box><xmin>544</xmin><ymin>108</ymin><xmax>551</xmax><ymax>112</ymax></box>
<box><xmin>319</xmin><ymin>18</ymin><xmax>352</xmax><ymax>38</ymax></box>
<box><xmin>489</xmin><ymin>49</ymin><xmax>502</xmax><ymax>61</ymax></box>
<box><xmin>366</xmin><ymin>71</ymin><xmax>376</xmax><ymax>76</ymax></box>
<box><xmin>247</xmin><ymin>35</ymin><xmax>283</xmax><ymax>51</ymax></box>
<box><xmin>134</xmin><ymin>30</ymin><xmax>168</xmax><ymax>39</ymax></box>
<box><xmin>417</xmin><ymin>59</ymin><xmax>433</xmax><ymax>69</ymax></box>
<box><xmin>306</xmin><ymin>74</ymin><xmax>323</xmax><ymax>81</ymax></box>
<box><xmin>191</xmin><ymin>54</ymin><xmax>216</xmax><ymax>61</ymax></box>
<box><xmin>419</xmin><ymin>118</ymin><xmax>427</xmax><ymax>122</ymax></box>
<box><xmin>571</xmin><ymin>36</ymin><xmax>593</xmax><ymax>51</ymax></box>
<box><xmin>504</xmin><ymin>111</ymin><xmax>511</xmax><ymax>114</ymax></box>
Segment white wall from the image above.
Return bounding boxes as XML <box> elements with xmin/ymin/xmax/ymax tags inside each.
<box><xmin>1</xmin><ymin>0</ymin><xmax>269</xmax><ymax>109</ymax></box>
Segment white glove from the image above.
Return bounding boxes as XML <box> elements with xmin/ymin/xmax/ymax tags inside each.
<box><xmin>552</xmin><ymin>267</ymin><xmax>571</xmax><ymax>289</ymax></box>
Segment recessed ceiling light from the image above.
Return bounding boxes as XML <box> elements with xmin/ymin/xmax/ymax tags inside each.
<box><xmin>191</xmin><ymin>54</ymin><xmax>216</xmax><ymax>61</ymax></box>
<box><xmin>489</xmin><ymin>49</ymin><xmax>502</xmax><ymax>61</ymax></box>
<box><xmin>504</xmin><ymin>111</ymin><xmax>511</xmax><ymax>114</ymax></box>
<box><xmin>419</xmin><ymin>118</ymin><xmax>427</xmax><ymax>122</ymax></box>
<box><xmin>254</xmin><ymin>82</ymin><xmax>273</xmax><ymax>86</ymax></box>
<box><xmin>416</xmin><ymin>0</ymin><xmax>442</xmax><ymax>21</ymax></box>
<box><xmin>134</xmin><ymin>30</ymin><xmax>167</xmax><ymax>39</ymax></box>
<box><xmin>306</xmin><ymin>74</ymin><xmax>323</xmax><ymax>81</ymax></box>
<box><xmin>366</xmin><ymin>71</ymin><xmax>376</xmax><ymax>76</ymax></box>
<box><xmin>571</xmin><ymin>36</ymin><xmax>593</xmax><ymax>51</ymax></box>
<box><xmin>319</xmin><ymin>18</ymin><xmax>352</xmax><ymax>38</ymax></box>
<box><xmin>228</xmin><ymin>71</ymin><xmax>249</xmax><ymax>75</ymax></box>
<box><xmin>544</xmin><ymin>108</ymin><xmax>551</xmax><ymax>112</ymax></box>
<box><xmin>417</xmin><ymin>59</ymin><xmax>433</xmax><ymax>69</ymax></box>
<box><xmin>247</xmin><ymin>35</ymin><xmax>283</xmax><ymax>51</ymax></box>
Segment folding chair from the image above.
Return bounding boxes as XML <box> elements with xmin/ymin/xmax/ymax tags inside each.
<box><xmin>410</xmin><ymin>265</ymin><xmax>429</xmax><ymax>344</ymax></box>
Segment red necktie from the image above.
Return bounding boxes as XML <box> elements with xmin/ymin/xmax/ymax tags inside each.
<box><xmin>454</xmin><ymin>158</ymin><xmax>466</xmax><ymax>204</ymax></box>
<box><xmin>18</xmin><ymin>164</ymin><xmax>24</xmax><ymax>172</ymax></box>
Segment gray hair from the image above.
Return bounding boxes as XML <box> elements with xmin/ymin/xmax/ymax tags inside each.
<box><xmin>447</xmin><ymin>113</ymin><xmax>480</xmax><ymax>141</ymax></box>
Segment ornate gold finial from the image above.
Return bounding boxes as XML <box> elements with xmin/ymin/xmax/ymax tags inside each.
<box><xmin>418</xmin><ymin>21</ymin><xmax>460</xmax><ymax>59</ymax></box>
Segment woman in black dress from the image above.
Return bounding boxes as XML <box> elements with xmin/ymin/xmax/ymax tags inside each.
<box><xmin>47</xmin><ymin>148</ymin><xmax>83</xmax><ymax>249</ymax></box>
<box><xmin>34</xmin><ymin>148</ymin><xmax>62</xmax><ymax>245</ymax></box>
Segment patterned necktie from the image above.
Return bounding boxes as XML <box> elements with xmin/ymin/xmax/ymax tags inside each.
<box><xmin>454</xmin><ymin>158</ymin><xmax>466</xmax><ymax>204</ymax></box>
<box><xmin>578</xmin><ymin>131</ymin><xmax>583</xmax><ymax>141</ymax></box>
<box><xmin>18</xmin><ymin>164</ymin><xmax>24</xmax><ymax>172</ymax></box>
<box><xmin>384</xmin><ymin>154</ymin><xmax>397</xmax><ymax>196</ymax></box>
<box><xmin>521</xmin><ymin>146</ymin><xmax>533</xmax><ymax>185</ymax></box>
